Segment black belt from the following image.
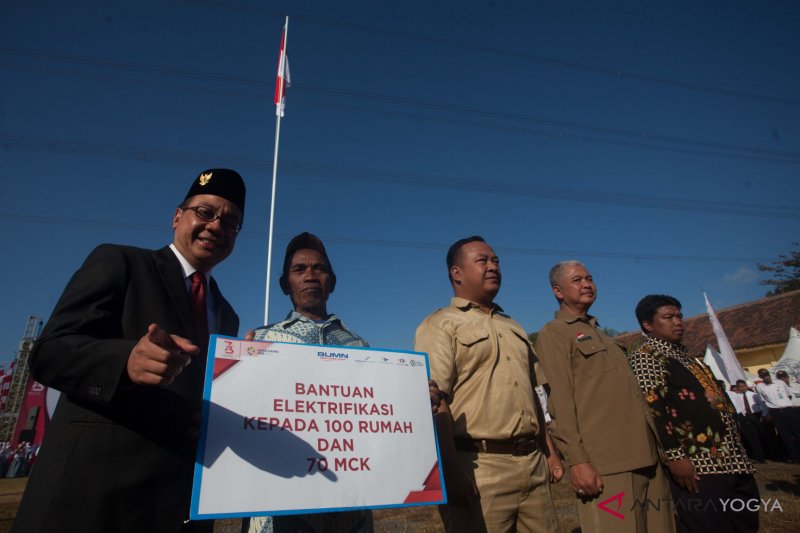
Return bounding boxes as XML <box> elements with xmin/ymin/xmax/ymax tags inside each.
<box><xmin>455</xmin><ymin>437</ymin><xmax>540</xmax><ymax>456</ymax></box>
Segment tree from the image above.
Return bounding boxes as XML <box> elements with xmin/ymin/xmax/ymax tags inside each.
<box><xmin>758</xmin><ymin>242</ymin><xmax>800</xmax><ymax>296</ymax></box>
<box><xmin>528</xmin><ymin>332</ymin><xmax>538</xmax><ymax>346</ymax></box>
<box><xmin>601</xmin><ymin>326</ymin><xmax>621</xmax><ymax>337</ymax></box>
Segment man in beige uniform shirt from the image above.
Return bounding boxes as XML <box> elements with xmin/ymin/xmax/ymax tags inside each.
<box><xmin>536</xmin><ymin>261</ymin><xmax>673</xmax><ymax>533</ymax></box>
<box><xmin>415</xmin><ymin>236</ymin><xmax>559</xmax><ymax>533</ymax></box>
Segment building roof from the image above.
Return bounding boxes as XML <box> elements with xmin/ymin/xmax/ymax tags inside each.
<box><xmin>615</xmin><ymin>290</ymin><xmax>800</xmax><ymax>357</ymax></box>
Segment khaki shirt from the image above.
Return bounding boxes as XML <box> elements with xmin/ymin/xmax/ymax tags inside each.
<box><xmin>536</xmin><ymin>310</ymin><xmax>658</xmax><ymax>475</ymax></box>
<box><xmin>414</xmin><ymin>297</ymin><xmax>544</xmax><ymax>441</ymax></box>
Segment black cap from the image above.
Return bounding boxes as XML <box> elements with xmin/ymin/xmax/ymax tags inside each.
<box><xmin>184</xmin><ymin>169</ymin><xmax>246</xmax><ymax>218</ymax></box>
<box><xmin>279</xmin><ymin>232</ymin><xmax>336</xmax><ymax>294</ymax></box>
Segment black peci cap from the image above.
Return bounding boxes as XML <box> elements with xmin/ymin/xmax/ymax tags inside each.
<box><xmin>279</xmin><ymin>232</ymin><xmax>337</xmax><ymax>294</ymax></box>
<box><xmin>184</xmin><ymin>169</ymin><xmax>246</xmax><ymax>218</ymax></box>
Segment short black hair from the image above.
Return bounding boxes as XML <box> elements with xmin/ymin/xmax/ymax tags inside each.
<box><xmin>446</xmin><ymin>236</ymin><xmax>485</xmax><ymax>282</ymax></box>
<box><xmin>635</xmin><ymin>294</ymin><xmax>682</xmax><ymax>331</ymax></box>
<box><xmin>736</xmin><ymin>379</ymin><xmax>747</xmax><ymax>386</ymax></box>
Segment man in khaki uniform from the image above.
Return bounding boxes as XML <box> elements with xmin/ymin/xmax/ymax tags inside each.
<box><xmin>414</xmin><ymin>236</ymin><xmax>559</xmax><ymax>533</ymax></box>
<box><xmin>536</xmin><ymin>261</ymin><xmax>673</xmax><ymax>533</ymax></box>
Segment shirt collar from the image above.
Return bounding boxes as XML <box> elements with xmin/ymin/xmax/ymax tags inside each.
<box><xmin>280</xmin><ymin>310</ymin><xmax>341</xmax><ymax>328</ymax></box>
<box><xmin>169</xmin><ymin>244</ymin><xmax>211</xmax><ymax>282</ymax></box>
<box><xmin>554</xmin><ymin>308</ymin><xmax>597</xmax><ymax>326</ymax></box>
<box><xmin>450</xmin><ymin>296</ymin><xmax>504</xmax><ymax>314</ymax></box>
<box><xmin>643</xmin><ymin>333</ymin><xmax>689</xmax><ymax>356</ymax></box>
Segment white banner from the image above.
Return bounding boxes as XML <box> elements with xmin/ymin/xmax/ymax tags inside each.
<box><xmin>704</xmin><ymin>292</ymin><xmax>747</xmax><ymax>384</ymax></box>
<box><xmin>190</xmin><ymin>336</ymin><xmax>445</xmax><ymax>519</ymax></box>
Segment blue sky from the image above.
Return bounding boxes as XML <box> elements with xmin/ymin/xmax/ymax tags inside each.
<box><xmin>2</xmin><ymin>1</ymin><xmax>798</xmax><ymax>366</ymax></box>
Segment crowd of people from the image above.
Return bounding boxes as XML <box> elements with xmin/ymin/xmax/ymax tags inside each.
<box><xmin>0</xmin><ymin>441</ymin><xmax>37</xmax><ymax>478</ymax></box>
<box><xmin>8</xmin><ymin>168</ymin><xmax>797</xmax><ymax>533</ymax></box>
<box><xmin>726</xmin><ymin>371</ymin><xmax>800</xmax><ymax>464</ymax></box>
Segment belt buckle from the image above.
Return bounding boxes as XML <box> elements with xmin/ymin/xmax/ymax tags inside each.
<box><xmin>513</xmin><ymin>438</ymin><xmax>533</xmax><ymax>456</ymax></box>
<box><xmin>512</xmin><ymin>439</ymin><xmax>523</xmax><ymax>456</ymax></box>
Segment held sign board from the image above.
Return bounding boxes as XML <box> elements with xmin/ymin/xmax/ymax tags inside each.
<box><xmin>190</xmin><ymin>336</ymin><xmax>445</xmax><ymax>519</ymax></box>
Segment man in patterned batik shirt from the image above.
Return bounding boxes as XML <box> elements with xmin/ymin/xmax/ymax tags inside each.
<box><xmin>629</xmin><ymin>294</ymin><xmax>758</xmax><ymax>533</ymax></box>
<box><xmin>245</xmin><ymin>232</ymin><xmax>371</xmax><ymax>533</ymax></box>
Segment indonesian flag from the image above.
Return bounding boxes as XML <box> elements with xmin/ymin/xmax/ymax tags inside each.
<box><xmin>274</xmin><ymin>17</ymin><xmax>291</xmax><ymax>117</ymax></box>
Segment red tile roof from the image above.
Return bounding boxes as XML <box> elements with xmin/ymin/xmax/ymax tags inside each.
<box><xmin>615</xmin><ymin>290</ymin><xmax>800</xmax><ymax>357</ymax></box>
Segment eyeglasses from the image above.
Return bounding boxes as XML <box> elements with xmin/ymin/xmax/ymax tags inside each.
<box><xmin>181</xmin><ymin>205</ymin><xmax>241</xmax><ymax>233</ymax></box>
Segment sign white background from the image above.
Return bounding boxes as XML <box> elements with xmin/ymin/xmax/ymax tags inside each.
<box><xmin>191</xmin><ymin>338</ymin><xmax>442</xmax><ymax>518</ymax></box>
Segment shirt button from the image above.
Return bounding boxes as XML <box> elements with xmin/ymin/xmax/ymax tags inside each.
<box><xmin>506</xmin><ymin>356</ymin><xmax>511</xmax><ymax>361</ymax></box>
<box><xmin>498</xmin><ymin>333</ymin><xmax>503</xmax><ymax>337</ymax></box>
<box><xmin>514</xmin><ymin>381</ymin><xmax>519</xmax><ymax>387</ymax></box>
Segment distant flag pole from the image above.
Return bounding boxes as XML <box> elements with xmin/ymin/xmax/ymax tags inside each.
<box><xmin>703</xmin><ymin>291</ymin><xmax>747</xmax><ymax>384</ymax></box>
<box><xmin>264</xmin><ymin>16</ymin><xmax>290</xmax><ymax>325</ymax></box>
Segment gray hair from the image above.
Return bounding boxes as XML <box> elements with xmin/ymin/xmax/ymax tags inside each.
<box><xmin>549</xmin><ymin>260</ymin><xmax>585</xmax><ymax>287</ymax></box>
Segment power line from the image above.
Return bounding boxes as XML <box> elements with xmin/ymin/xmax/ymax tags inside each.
<box><xmin>4</xmin><ymin>56</ymin><xmax>796</xmax><ymax>166</ymax></box>
<box><xmin>0</xmin><ymin>212</ymin><xmax>776</xmax><ymax>263</ymax></box>
<box><xmin>293</xmin><ymin>83</ymin><xmax>800</xmax><ymax>162</ymax></box>
<box><xmin>294</xmin><ymin>98</ymin><xmax>800</xmax><ymax>167</ymax></box>
<box><xmin>1</xmin><ymin>133</ymin><xmax>797</xmax><ymax>219</ymax></box>
<box><xmin>2</xmin><ymin>45</ymin><xmax>798</xmax><ymax>163</ymax></box>
<box><xmin>0</xmin><ymin>45</ymin><xmax>266</xmax><ymax>86</ymax></box>
<box><xmin>279</xmin><ymin>162</ymin><xmax>800</xmax><ymax>219</ymax></box>
<box><xmin>189</xmin><ymin>0</ymin><xmax>800</xmax><ymax>108</ymax></box>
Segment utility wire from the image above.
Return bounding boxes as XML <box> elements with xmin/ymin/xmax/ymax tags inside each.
<box><xmin>188</xmin><ymin>0</ymin><xmax>800</xmax><ymax>108</ymax></box>
<box><xmin>3</xmin><ymin>57</ymin><xmax>796</xmax><ymax>166</ymax></box>
<box><xmin>294</xmin><ymin>98</ymin><xmax>800</xmax><ymax>166</ymax></box>
<box><xmin>2</xmin><ymin>45</ymin><xmax>797</xmax><ymax>163</ymax></box>
<box><xmin>294</xmin><ymin>83</ymin><xmax>800</xmax><ymax>161</ymax></box>
<box><xmin>1</xmin><ymin>133</ymin><xmax>797</xmax><ymax>219</ymax></box>
<box><xmin>0</xmin><ymin>212</ymin><xmax>776</xmax><ymax>263</ymax></box>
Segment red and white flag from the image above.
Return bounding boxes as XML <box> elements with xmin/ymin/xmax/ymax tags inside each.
<box><xmin>274</xmin><ymin>18</ymin><xmax>291</xmax><ymax>117</ymax></box>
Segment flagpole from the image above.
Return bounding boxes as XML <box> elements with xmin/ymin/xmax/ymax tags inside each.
<box><xmin>264</xmin><ymin>16</ymin><xmax>289</xmax><ymax>325</ymax></box>
<box><xmin>264</xmin><ymin>115</ymin><xmax>281</xmax><ymax>325</ymax></box>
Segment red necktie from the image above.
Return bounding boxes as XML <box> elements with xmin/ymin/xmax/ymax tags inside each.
<box><xmin>190</xmin><ymin>272</ymin><xmax>209</xmax><ymax>345</ymax></box>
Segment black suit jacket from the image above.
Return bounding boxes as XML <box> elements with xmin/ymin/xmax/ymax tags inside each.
<box><xmin>13</xmin><ymin>244</ymin><xmax>238</xmax><ymax>533</ymax></box>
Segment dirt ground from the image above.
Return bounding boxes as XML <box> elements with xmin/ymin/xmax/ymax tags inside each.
<box><xmin>0</xmin><ymin>460</ymin><xmax>797</xmax><ymax>532</ymax></box>
<box><xmin>366</xmin><ymin>460</ymin><xmax>800</xmax><ymax>533</ymax></box>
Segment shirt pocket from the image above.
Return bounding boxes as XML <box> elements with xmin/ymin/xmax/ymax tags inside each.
<box><xmin>575</xmin><ymin>337</ymin><xmax>614</xmax><ymax>376</ymax></box>
<box><xmin>455</xmin><ymin>327</ymin><xmax>493</xmax><ymax>372</ymax></box>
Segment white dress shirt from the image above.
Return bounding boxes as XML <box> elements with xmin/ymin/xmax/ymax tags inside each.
<box><xmin>755</xmin><ymin>380</ymin><xmax>793</xmax><ymax>413</ymax></box>
<box><xmin>169</xmin><ymin>243</ymin><xmax>217</xmax><ymax>333</ymax></box>
<box><xmin>727</xmin><ymin>389</ymin><xmax>763</xmax><ymax>415</ymax></box>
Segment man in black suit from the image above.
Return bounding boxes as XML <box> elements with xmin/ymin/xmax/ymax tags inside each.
<box><xmin>12</xmin><ymin>169</ymin><xmax>246</xmax><ymax>533</ymax></box>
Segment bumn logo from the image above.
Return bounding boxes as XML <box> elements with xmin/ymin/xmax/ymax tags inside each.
<box><xmin>317</xmin><ymin>351</ymin><xmax>349</xmax><ymax>361</ymax></box>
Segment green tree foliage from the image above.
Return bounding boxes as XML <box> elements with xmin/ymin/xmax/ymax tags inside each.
<box><xmin>601</xmin><ymin>326</ymin><xmax>620</xmax><ymax>337</ymax></box>
<box><xmin>758</xmin><ymin>242</ymin><xmax>800</xmax><ymax>296</ymax></box>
